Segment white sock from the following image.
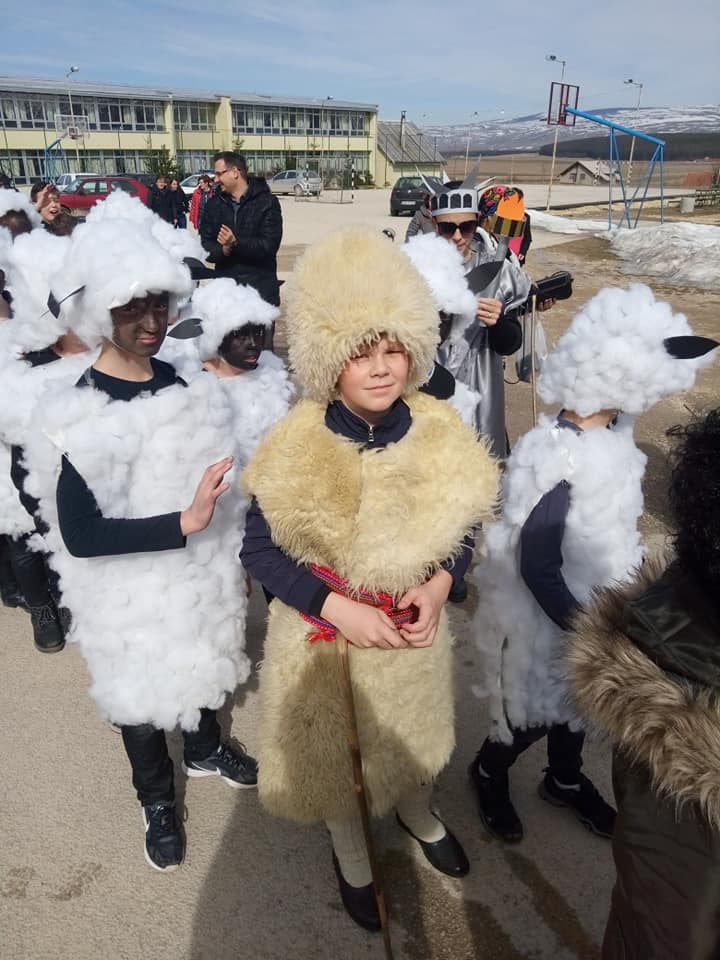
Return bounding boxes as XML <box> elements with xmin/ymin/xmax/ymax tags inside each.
<box><xmin>326</xmin><ymin>814</ymin><xmax>372</xmax><ymax>888</ymax></box>
<box><xmin>552</xmin><ymin>775</ymin><xmax>581</xmax><ymax>791</ymax></box>
<box><xmin>396</xmin><ymin>783</ymin><xmax>446</xmax><ymax>843</ymax></box>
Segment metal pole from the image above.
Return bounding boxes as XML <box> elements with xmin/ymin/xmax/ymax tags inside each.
<box><xmin>530</xmin><ymin>295</ymin><xmax>538</xmax><ymax>426</ymax></box>
<box><xmin>545</xmin><ymin>58</ymin><xmax>566</xmax><ymax>212</ymax></box>
<box><xmin>464</xmin><ymin>136</ymin><xmax>470</xmax><ymax>176</ymax></box>
<box><xmin>65</xmin><ymin>69</ymin><xmax>81</xmax><ymax>172</ymax></box>
<box><xmin>625</xmin><ymin>82</ymin><xmax>643</xmax><ymax>186</ymax></box>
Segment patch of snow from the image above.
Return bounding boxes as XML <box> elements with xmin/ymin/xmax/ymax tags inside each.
<box><xmin>527</xmin><ymin>210</ymin><xmax>611</xmax><ymax>234</ymax></box>
<box><xmin>610</xmin><ymin>222</ymin><xmax>720</xmax><ymax>290</ymax></box>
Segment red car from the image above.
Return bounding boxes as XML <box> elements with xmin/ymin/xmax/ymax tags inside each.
<box><xmin>60</xmin><ymin>176</ymin><xmax>151</xmax><ymax>215</ymax></box>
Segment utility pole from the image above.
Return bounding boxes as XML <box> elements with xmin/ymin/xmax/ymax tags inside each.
<box><xmin>545</xmin><ymin>54</ymin><xmax>566</xmax><ymax>212</ymax></box>
<box><xmin>624</xmin><ymin>79</ymin><xmax>643</xmax><ymax>185</ymax></box>
<box><xmin>65</xmin><ymin>66</ymin><xmax>81</xmax><ymax>172</ymax></box>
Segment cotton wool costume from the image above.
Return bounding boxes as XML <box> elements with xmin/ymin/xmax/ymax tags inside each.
<box><xmin>473</xmin><ymin>285</ymin><xmax>718</xmax><ymax>742</ymax></box>
<box><xmin>22</xmin><ymin>217</ymin><xmax>252</xmax><ymax>731</ymax></box>
<box><xmin>240</xmin><ymin>227</ymin><xmax>499</xmax><ymax>930</ymax></box>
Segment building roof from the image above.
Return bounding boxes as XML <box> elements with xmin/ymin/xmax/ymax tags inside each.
<box><xmin>0</xmin><ymin>75</ymin><xmax>378</xmax><ymax>112</ymax></box>
<box><xmin>377</xmin><ymin>120</ymin><xmax>443</xmax><ymax>164</ymax></box>
<box><xmin>558</xmin><ymin>159</ymin><xmax>619</xmax><ymax>181</ymax></box>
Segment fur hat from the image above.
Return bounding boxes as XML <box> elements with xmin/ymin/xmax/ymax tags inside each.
<box><xmin>0</xmin><ymin>188</ymin><xmax>42</xmax><ymax>229</ymax></box>
<box><xmin>49</xmin><ymin>217</ymin><xmax>193</xmax><ymax>349</ymax></box>
<box><xmin>402</xmin><ymin>233</ymin><xmax>477</xmax><ymax>319</ymax></box>
<box><xmin>190</xmin><ymin>278</ymin><xmax>279</xmax><ymax>360</ymax></box>
<box><xmin>539</xmin><ymin>284</ymin><xmax>718</xmax><ymax>416</ymax></box>
<box><xmin>285</xmin><ymin>226</ymin><xmax>439</xmax><ymax>401</ymax></box>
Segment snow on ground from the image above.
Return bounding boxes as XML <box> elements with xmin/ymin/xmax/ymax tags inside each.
<box><xmin>528</xmin><ymin>209</ymin><xmax>613</xmax><ymax>233</ymax></box>
<box><xmin>610</xmin><ymin>222</ymin><xmax>720</xmax><ymax>290</ymax></box>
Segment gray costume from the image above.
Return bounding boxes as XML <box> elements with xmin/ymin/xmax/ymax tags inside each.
<box><xmin>436</xmin><ymin>232</ymin><xmax>531</xmax><ymax>458</ymax></box>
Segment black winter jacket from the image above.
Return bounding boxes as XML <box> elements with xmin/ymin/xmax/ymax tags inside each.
<box><xmin>148</xmin><ymin>185</ymin><xmax>175</xmax><ymax>223</ymax></box>
<box><xmin>200</xmin><ymin>178</ymin><xmax>283</xmax><ymax>305</ymax></box>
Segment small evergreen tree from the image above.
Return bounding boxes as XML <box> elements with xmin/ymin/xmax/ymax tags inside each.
<box><xmin>144</xmin><ymin>146</ymin><xmax>185</xmax><ymax>181</ymax></box>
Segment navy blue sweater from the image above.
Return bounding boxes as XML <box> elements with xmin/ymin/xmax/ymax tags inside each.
<box><xmin>241</xmin><ymin>399</ymin><xmax>475</xmax><ymax>617</ymax></box>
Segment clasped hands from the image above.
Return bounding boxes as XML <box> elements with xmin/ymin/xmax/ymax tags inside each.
<box><xmin>320</xmin><ymin>569</ymin><xmax>453</xmax><ymax>651</ymax></box>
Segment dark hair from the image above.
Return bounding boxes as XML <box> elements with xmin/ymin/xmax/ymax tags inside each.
<box><xmin>0</xmin><ymin>209</ymin><xmax>33</xmax><ymax>238</ymax></box>
<box><xmin>667</xmin><ymin>408</ymin><xmax>720</xmax><ymax>598</ymax></box>
<box><xmin>0</xmin><ymin>173</ymin><xmax>14</xmax><ymax>190</ymax></box>
<box><xmin>213</xmin><ymin>151</ymin><xmax>248</xmax><ymax>177</ymax></box>
<box><xmin>199</xmin><ymin>174</ymin><xmax>211</xmax><ymax>184</ymax></box>
<box><xmin>43</xmin><ymin>210</ymin><xmax>78</xmax><ymax>236</ymax></box>
<box><xmin>155</xmin><ymin>174</ymin><xmax>166</xmax><ymax>183</ymax></box>
<box><xmin>515</xmin><ymin>188</ymin><xmax>524</xmax><ymax>200</ymax></box>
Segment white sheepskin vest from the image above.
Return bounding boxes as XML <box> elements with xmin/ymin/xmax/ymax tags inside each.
<box><xmin>23</xmin><ymin>372</ymin><xmax>250</xmax><ymax>731</ymax></box>
<box><xmin>472</xmin><ymin>413</ymin><xmax>646</xmax><ymax>741</ymax></box>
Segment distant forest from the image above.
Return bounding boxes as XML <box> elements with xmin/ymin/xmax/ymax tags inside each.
<box><xmin>538</xmin><ymin>132</ymin><xmax>720</xmax><ymax>161</ymax></box>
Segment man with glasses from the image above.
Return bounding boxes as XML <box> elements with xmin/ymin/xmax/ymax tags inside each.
<box><xmin>200</xmin><ymin>152</ymin><xmax>283</xmax><ymax>307</ymax></box>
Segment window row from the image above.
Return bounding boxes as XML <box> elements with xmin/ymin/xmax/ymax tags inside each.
<box><xmin>1</xmin><ymin>149</ymin><xmax>152</xmax><ymax>184</ymax></box>
<box><xmin>0</xmin><ymin>95</ymin><xmax>166</xmax><ymax>132</ymax></box>
<box><xmin>232</xmin><ymin>106</ymin><xmax>369</xmax><ymax>137</ymax></box>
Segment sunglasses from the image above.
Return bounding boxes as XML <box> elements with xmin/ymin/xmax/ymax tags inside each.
<box><xmin>437</xmin><ymin>219</ymin><xmax>478</xmax><ymax>238</ymax></box>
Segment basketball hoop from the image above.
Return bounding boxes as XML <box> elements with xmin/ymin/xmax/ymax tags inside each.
<box><xmin>55</xmin><ymin>113</ymin><xmax>89</xmax><ymax>144</ymax></box>
<box><xmin>547</xmin><ymin>82</ymin><xmax>580</xmax><ymax>127</ymax></box>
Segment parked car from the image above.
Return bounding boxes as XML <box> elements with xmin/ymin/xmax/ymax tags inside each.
<box><xmin>180</xmin><ymin>172</ymin><xmax>214</xmax><ymax>197</ymax></box>
<box><xmin>390</xmin><ymin>175</ymin><xmax>444</xmax><ymax>216</ymax></box>
<box><xmin>268</xmin><ymin>169</ymin><xmax>322</xmax><ymax>197</ymax></box>
<box><xmin>60</xmin><ymin>176</ymin><xmax>151</xmax><ymax>215</ymax></box>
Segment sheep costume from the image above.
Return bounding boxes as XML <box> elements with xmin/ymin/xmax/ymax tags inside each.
<box><xmin>0</xmin><ymin>187</ymin><xmax>43</xmax><ymax>230</ymax></box>
<box><xmin>242</xmin><ymin>227</ymin><xmax>499</xmax><ymax>823</ymax></box>
<box><xmin>472</xmin><ymin>284</ymin><xmax>718</xmax><ymax>744</ymax></box>
<box><xmin>401</xmin><ymin>233</ymin><xmax>482</xmax><ymax>426</ymax></box>
<box><xmin>190</xmin><ymin>278</ymin><xmax>294</xmax><ymax>465</ymax></box>
<box><xmin>22</xmin><ymin>216</ymin><xmax>251</xmax><ymax>730</ymax></box>
<box><xmin>0</xmin><ymin>228</ymin><xmax>96</xmax><ymax>544</ymax></box>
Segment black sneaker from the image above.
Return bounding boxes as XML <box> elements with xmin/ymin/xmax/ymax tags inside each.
<box><xmin>142</xmin><ymin>801</ymin><xmax>184</xmax><ymax>872</ymax></box>
<box><xmin>538</xmin><ymin>771</ymin><xmax>616</xmax><ymax>839</ymax></box>
<box><xmin>183</xmin><ymin>742</ymin><xmax>258</xmax><ymax>789</ymax></box>
<box><xmin>468</xmin><ymin>760</ymin><xmax>524</xmax><ymax>844</ymax></box>
<box><xmin>29</xmin><ymin>603</ymin><xmax>65</xmax><ymax>653</ymax></box>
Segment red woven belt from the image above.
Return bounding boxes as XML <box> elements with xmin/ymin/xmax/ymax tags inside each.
<box><xmin>299</xmin><ymin>564</ymin><xmax>417</xmax><ymax>643</ymax></box>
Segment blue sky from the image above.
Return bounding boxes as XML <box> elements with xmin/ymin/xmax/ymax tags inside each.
<box><xmin>4</xmin><ymin>0</ymin><xmax>718</xmax><ymax>124</ymax></box>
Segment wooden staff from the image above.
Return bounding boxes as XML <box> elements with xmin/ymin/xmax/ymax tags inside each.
<box><xmin>530</xmin><ymin>293</ymin><xmax>538</xmax><ymax>426</ymax></box>
<box><xmin>336</xmin><ymin>631</ymin><xmax>394</xmax><ymax>960</ymax></box>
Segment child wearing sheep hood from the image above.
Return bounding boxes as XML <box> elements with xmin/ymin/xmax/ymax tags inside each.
<box><xmin>22</xmin><ymin>215</ymin><xmax>257</xmax><ymax>873</ymax></box>
<box><xmin>469</xmin><ymin>284</ymin><xmax>718</xmax><ymax>847</ymax></box>
<box><xmin>240</xmin><ymin>227</ymin><xmax>499</xmax><ymax>934</ymax></box>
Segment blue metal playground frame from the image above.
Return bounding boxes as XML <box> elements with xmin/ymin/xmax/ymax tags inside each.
<box><xmin>564</xmin><ymin>107</ymin><xmax>665</xmax><ymax>229</ymax></box>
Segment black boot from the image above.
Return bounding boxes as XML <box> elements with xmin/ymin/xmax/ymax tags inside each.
<box><xmin>468</xmin><ymin>760</ymin><xmax>523</xmax><ymax>844</ymax></box>
<box><xmin>332</xmin><ymin>852</ymin><xmax>380</xmax><ymax>933</ymax></box>
<box><xmin>29</xmin><ymin>602</ymin><xmax>65</xmax><ymax>653</ymax></box>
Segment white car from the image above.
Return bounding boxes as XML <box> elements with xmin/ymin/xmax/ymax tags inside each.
<box><xmin>268</xmin><ymin>169</ymin><xmax>322</xmax><ymax>197</ymax></box>
<box><xmin>179</xmin><ymin>172</ymin><xmax>214</xmax><ymax>197</ymax></box>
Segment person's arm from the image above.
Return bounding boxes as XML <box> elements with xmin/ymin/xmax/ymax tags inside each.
<box><xmin>405</xmin><ymin>211</ymin><xmax>421</xmax><ymax>241</ymax></box>
<box><xmin>519</xmin><ymin>480</ymin><xmax>581</xmax><ymax>629</ymax></box>
<box><xmin>440</xmin><ymin>533</ymin><xmax>475</xmax><ymax>586</ymax></box>
<box><xmin>230</xmin><ymin>196</ymin><xmax>283</xmax><ymax>262</ymax></box>
<box><xmin>487</xmin><ymin>312</ymin><xmax>522</xmax><ymax>356</ymax></box>
<box><xmin>240</xmin><ymin>498</ymin><xmax>330</xmax><ymax>616</ymax></box>
<box><xmin>199</xmin><ymin>200</ymin><xmax>225</xmax><ymax>263</ymax></box>
<box><xmin>57</xmin><ymin>455</ymin><xmax>186</xmax><ymax>558</ymax></box>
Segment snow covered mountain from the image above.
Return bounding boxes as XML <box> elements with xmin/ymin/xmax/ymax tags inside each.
<box><xmin>424</xmin><ymin>105</ymin><xmax>720</xmax><ymax>153</ymax></box>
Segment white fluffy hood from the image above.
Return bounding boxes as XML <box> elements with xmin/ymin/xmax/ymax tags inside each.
<box><xmin>0</xmin><ymin>229</ymin><xmax>71</xmax><ymax>352</ymax></box>
<box><xmin>538</xmin><ymin>284</ymin><xmax>718</xmax><ymax>416</ymax></box>
<box><xmin>49</xmin><ymin>217</ymin><xmax>193</xmax><ymax>348</ymax></box>
<box><xmin>190</xmin><ymin>278</ymin><xmax>279</xmax><ymax>360</ymax></box>
<box><xmin>402</xmin><ymin>233</ymin><xmax>477</xmax><ymax>319</ymax></box>
<box><xmin>85</xmin><ymin>191</ymin><xmax>205</xmax><ymax>262</ymax></box>
<box><xmin>0</xmin><ymin>188</ymin><xmax>42</xmax><ymax>229</ymax></box>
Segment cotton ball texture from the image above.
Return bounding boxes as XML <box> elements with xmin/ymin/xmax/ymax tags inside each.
<box><xmin>539</xmin><ymin>284</ymin><xmax>716</xmax><ymax>416</ymax></box>
<box><xmin>191</xmin><ymin>277</ymin><xmax>279</xmax><ymax>361</ymax></box>
<box><xmin>402</xmin><ymin>233</ymin><xmax>477</xmax><ymax>319</ymax></box>
<box><xmin>0</xmin><ymin>188</ymin><xmax>42</xmax><ymax>229</ymax></box>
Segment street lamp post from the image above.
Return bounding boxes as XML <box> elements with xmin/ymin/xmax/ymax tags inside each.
<box><xmin>65</xmin><ymin>66</ymin><xmax>81</xmax><ymax>172</ymax></box>
<box><xmin>545</xmin><ymin>54</ymin><xmax>566</xmax><ymax>212</ymax></box>
<box><xmin>624</xmin><ymin>79</ymin><xmax>644</xmax><ymax>185</ymax></box>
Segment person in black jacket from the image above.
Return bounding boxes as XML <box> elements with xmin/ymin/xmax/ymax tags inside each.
<box><xmin>169</xmin><ymin>178</ymin><xmax>188</xmax><ymax>229</ymax></box>
<box><xmin>148</xmin><ymin>175</ymin><xmax>175</xmax><ymax>224</ymax></box>
<box><xmin>200</xmin><ymin>151</ymin><xmax>283</xmax><ymax>306</ymax></box>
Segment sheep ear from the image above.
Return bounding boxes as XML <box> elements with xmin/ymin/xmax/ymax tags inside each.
<box><xmin>46</xmin><ymin>285</ymin><xmax>85</xmax><ymax>318</ymax></box>
<box><xmin>167</xmin><ymin>317</ymin><xmax>203</xmax><ymax>340</ymax></box>
<box><xmin>664</xmin><ymin>336</ymin><xmax>719</xmax><ymax>359</ymax></box>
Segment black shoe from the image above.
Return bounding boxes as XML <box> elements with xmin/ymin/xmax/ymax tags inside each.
<box><xmin>332</xmin><ymin>852</ymin><xmax>380</xmax><ymax>933</ymax></box>
<box><xmin>447</xmin><ymin>578</ymin><xmax>468</xmax><ymax>604</ymax></box>
<box><xmin>468</xmin><ymin>760</ymin><xmax>524</xmax><ymax>844</ymax></box>
<box><xmin>183</xmin><ymin>741</ymin><xmax>258</xmax><ymax>789</ymax></box>
<box><xmin>538</xmin><ymin>771</ymin><xmax>616</xmax><ymax>839</ymax></box>
<box><xmin>29</xmin><ymin>603</ymin><xmax>65</xmax><ymax>653</ymax></box>
<box><xmin>396</xmin><ymin>812</ymin><xmax>469</xmax><ymax>877</ymax></box>
<box><xmin>142</xmin><ymin>801</ymin><xmax>184</xmax><ymax>872</ymax></box>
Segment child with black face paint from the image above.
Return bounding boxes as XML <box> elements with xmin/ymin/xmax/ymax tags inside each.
<box><xmin>23</xmin><ymin>218</ymin><xmax>258</xmax><ymax>874</ymax></box>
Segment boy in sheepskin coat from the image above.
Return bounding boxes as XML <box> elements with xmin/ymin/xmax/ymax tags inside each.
<box><xmin>22</xmin><ymin>214</ymin><xmax>257</xmax><ymax>873</ymax></box>
<box><xmin>569</xmin><ymin>408</ymin><xmax>720</xmax><ymax>960</ymax></box>
<box><xmin>470</xmin><ymin>285</ymin><xmax>717</xmax><ymax>846</ymax></box>
<box><xmin>240</xmin><ymin>227</ymin><xmax>499</xmax><ymax>933</ymax></box>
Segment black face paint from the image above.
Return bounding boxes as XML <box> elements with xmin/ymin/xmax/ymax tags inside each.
<box><xmin>109</xmin><ymin>293</ymin><xmax>170</xmax><ymax>358</ymax></box>
<box><xmin>218</xmin><ymin>325</ymin><xmax>265</xmax><ymax>370</ymax></box>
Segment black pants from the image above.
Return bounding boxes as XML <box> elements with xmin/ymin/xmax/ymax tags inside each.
<box><xmin>0</xmin><ymin>534</ymin><xmax>21</xmax><ymax>600</ymax></box>
<box><xmin>6</xmin><ymin>535</ymin><xmax>57</xmax><ymax>610</ymax></box>
<box><xmin>478</xmin><ymin>723</ymin><xmax>585</xmax><ymax>785</ymax></box>
<box><xmin>120</xmin><ymin>707</ymin><xmax>221</xmax><ymax>805</ymax></box>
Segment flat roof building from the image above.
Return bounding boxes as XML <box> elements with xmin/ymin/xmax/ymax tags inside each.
<box><xmin>0</xmin><ymin>76</ymin><xmax>379</xmax><ymax>185</ymax></box>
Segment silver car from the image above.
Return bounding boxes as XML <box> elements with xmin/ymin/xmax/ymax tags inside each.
<box><xmin>268</xmin><ymin>169</ymin><xmax>322</xmax><ymax>197</ymax></box>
